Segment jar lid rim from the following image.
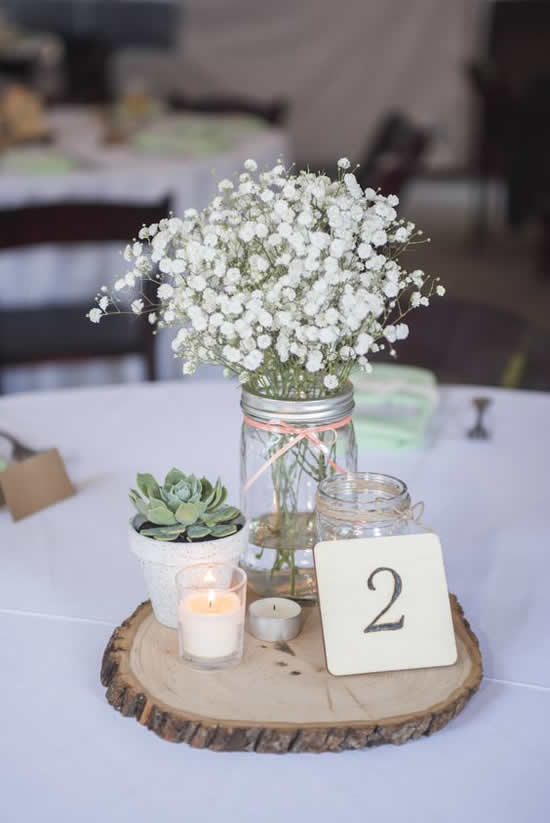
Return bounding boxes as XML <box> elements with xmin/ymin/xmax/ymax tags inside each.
<box><xmin>241</xmin><ymin>381</ymin><xmax>354</xmax><ymax>424</ymax></box>
<box><xmin>317</xmin><ymin>472</ymin><xmax>410</xmax><ymax>505</ymax></box>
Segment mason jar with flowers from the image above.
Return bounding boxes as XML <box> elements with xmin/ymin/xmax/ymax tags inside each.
<box><xmin>89</xmin><ymin>157</ymin><xmax>444</xmax><ymax>600</ymax></box>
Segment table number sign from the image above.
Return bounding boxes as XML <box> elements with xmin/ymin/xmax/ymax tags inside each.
<box><xmin>314</xmin><ymin>533</ymin><xmax>457</xmax><ymax>676</ymax></box>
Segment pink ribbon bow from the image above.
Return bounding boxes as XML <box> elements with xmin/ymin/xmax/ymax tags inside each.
<box><xmin>242</xmin><ymin>415</ymin><xmax>352</xmax><ymax>492</ymax></box>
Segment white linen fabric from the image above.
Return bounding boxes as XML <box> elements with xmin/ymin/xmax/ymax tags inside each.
<box><xmin>0</xmin><ymin>107</ymin><xmax>289</xmax><ymax>392</ymax></box>
<box><xmin>0</xmin><ymin>381</ymin><xmax>548</xmax><ymax>821</ymax></box>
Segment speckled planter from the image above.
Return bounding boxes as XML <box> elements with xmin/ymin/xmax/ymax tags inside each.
<box><xmin>129</xmin><ymin>516</ymin><xmax>249</xmax><ymax>628</ymax></box>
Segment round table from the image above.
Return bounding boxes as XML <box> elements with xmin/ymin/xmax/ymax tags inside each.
<box><xmin>0</xmin><ymin>381</ymin><xmax>548</xmax><ymax>822</ymax></box>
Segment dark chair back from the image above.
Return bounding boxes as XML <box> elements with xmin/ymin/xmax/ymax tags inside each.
<box><xmin>356</xmin><ymin>113</ymin><xmax>430</xmax><ymax>200</ymax></box>
<box><xmin>0</xmin><ymin>57</ymin><xmax>37</xmax><ymax>86</ymax></box>
<box><xmin>0</xmin><ymin>199</ymin><xmax>170</xmax><ymax>250</ymax></box>
<box><xmin>0</xmin><ymin>197</ymin><xmax>171</xmax><ymax>385</ymax></box>
<box><xmin>169</xmin><ymin>94</ymin><xmax>288</xmax><ymax>127</ymax></box>
<box><xmin>373</xmin><ymin>298</ymin><xmax>529</xmax><ymax>387</ymax></box>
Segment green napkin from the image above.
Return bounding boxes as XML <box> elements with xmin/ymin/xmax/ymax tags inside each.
<box><xmin>133</xmin><ymin>114</ymin><xmax>265</xmax><ymax>156</ymax></box>
<box><xmin>352</xmin><ymin>363</ymin><xmax>438</xmax><ymax>450</ymax></box>
<box><xmin>2</xmin><ymin>148</ymin><xmax>77</xmax><ymax>175</ymax></box>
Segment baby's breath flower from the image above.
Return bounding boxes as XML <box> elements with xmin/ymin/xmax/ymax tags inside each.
<box><xmin>223</xmin><ymin>345</ymin><xmax>241</xmax><ymax>363</ymax></box>
<box><xmin>323</xmin><ymin>374</ymin><xmax>339</xmax><ymax>390</ymax></box>
<box><xmin>89</xmin><ymin>157</ymin><xmax>441</xmax><ymax>397</ymax></box>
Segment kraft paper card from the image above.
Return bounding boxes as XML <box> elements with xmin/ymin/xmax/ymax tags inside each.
<box><xmin>0</xmin><ymin>449</ymin><xmax>74</xmax><ymax>522</ymax></box>
<box><xmin>314</xmin><ymin>533</ymin><xmax>457</xmax><ymax>677</ymax></box>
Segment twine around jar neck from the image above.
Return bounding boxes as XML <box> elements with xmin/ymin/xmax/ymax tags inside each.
<box><xmin>242</xmin><ymin>415</ymin><xmax>351</xmax><ymax>492</ymax></box>
<box><xmin>315</xmin><ymin>494</ymin><xmax>426</xmax><ymax>525</ymax></box>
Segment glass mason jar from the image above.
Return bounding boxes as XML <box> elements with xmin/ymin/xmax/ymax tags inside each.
<box><xmin>316</xmin><ymin>472</ymin><xmax>414</xmax><ymax>542</ymax></box>
<box><xmin>240</xmin><ymin>383</ymin><xmax>357</xmax><ymax>601</ymax></box>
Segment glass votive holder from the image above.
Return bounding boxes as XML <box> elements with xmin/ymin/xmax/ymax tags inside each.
<box><xmin>176</xmin><ymin>563</ymin><xmax>247</xmax><ymax>671</ymax></box>
<box><xmin>316</xmin><ymin>472</ymin><xmax>414</xmax><ymax>541</ymax></box>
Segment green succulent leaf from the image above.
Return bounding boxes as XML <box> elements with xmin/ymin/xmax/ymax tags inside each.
<box><xmin>175</xmin><ymin>502</ymin><xmax>199</xmax><ymax>525</ymax></box>
<box><xmin>141</xmin><ymin>525</ymin><xmax>184</xmax><ymax>541</ymax></box>
<box><xmin>146</xmin><ymin>502</ymin><xmax>177</xmax><ymax>526</ymax></box>
<box><xmin>164</xmin><ymin>468</ymin><xmax>185</xmax><ymax>487</ymax></box>
<box><xmin>200</xmin><ymin>476</ymin><xmax>213</xmax><ymax>500</ymax></box>
<box><xmin>137</xmin><ymin>472</ymin><xmax>160</xmax><ymax>501</ymax></box>
<box><xmin>179</xmin><ymin>475</ymin><xmax>200</xmax><ymax>503</ymax></box>
<box><xmin>193</xmin><ymin>500</ymin><xmax>209</xmax><ymax>517</ymax></box>
<box><xmin>211</xmin><ymin>524</ymin><xmax>238</xmax><ymax>538</ymax></box>
<box><xmin>205</xmin><ymin>506</ymin><xmax>240</xmax><ymax>524</ymax></box>
<box><xmin>160</xmin><ymin>487</ymin><xmax>182</xmax><ymax>512</ymax></box>
<box><xmin>174</xmin><ymin>479</ymin><xmax>191</xmax><ymax>501</ymax></box>
<box><xmin>129</xmin><ymin>489</ymin><xmax>148</xmax><ymax>517</ymax></box>
<box><xmin>186</xmin><ymin>524</ymin><xmax>212</xmax><ymax>540</ymax></box>
<box><xmin>203</xmin><ymin>485</ymin><xmax>217</xmax><ymax>509</ymax></box>
<box><xmin>207</xmin><ymin>478</ymin><xmax>227</xmax><ymax>511</ymax></box>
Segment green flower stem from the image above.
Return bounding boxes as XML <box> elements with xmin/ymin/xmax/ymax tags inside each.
<box><xmin>262</xmin><ymin>428</ymin><xmax>337</xmax><ymax>597</ymax></box>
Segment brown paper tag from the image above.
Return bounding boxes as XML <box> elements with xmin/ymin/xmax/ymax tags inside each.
<box><xmin>0</xmin><ymin>449</ymin><xmax>74</xmax><ymax>522</ymax></box>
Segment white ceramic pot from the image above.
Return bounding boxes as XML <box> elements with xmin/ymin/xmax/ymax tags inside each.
<box><xmin>129</xmin><ymin>516</ymin><xmax>249</xmax><ymax>628</ymax></box>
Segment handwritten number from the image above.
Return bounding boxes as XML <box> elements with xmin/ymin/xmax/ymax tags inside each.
<box><xmin>364</xmin><ymin>567</ymin><xmax>405</xmax><ymax>633</ymax></box>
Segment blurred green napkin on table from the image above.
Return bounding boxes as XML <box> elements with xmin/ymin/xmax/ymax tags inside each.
<box><xmin>1</xmin><ymin>147</ymin><xmax>77</xmax><ymax>175</ymax></box>
<box><xmin>133</xmin><ymin>115</ymin><xmax>265</xmax><ymax>156</ymax></box>
<box><xmin>352</xmin><ymin>363</ymin><xmax>438</xmax><ymax>450</ymax></box>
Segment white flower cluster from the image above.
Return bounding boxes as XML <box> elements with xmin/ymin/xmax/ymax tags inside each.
<box><xmin>89</xmin><ymin>159</ymin><xmax>443</xmax><ymax>398</ymax></box>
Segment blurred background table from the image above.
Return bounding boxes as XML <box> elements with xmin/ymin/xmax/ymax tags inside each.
<box><xmin>0</xmin><ymin>106</ymin><xmax>289</xmax><ymax>392</ymax></box>
<box><xmin>0</xmin><ymin>379</ymin><xmax>548</xmax><ymax>821</ymax></box>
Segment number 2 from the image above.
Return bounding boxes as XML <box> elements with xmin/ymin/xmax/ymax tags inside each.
<box><xmin>364</xmin><ymin>567</ymin><xmax>405</xmax><ymax>633</ymax></box>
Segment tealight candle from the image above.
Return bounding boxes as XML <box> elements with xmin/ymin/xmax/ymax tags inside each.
<box><xmin>176</xmin><ymin>564</ymin><xmax>247</xmax><ymax>670</ymax></box>
<box><xmin>247</xmin><ymin>597</ymin><xmax>303</xmax><ymax>642</ymax></box>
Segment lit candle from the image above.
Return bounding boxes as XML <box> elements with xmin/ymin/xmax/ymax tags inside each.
<box><xmin>247</xmin><ymin>597</ymin><xmax>303</xmax><ymax>642</ymax></box>
<box><xmin>179</xmin><ymin>588</ymin><xmax>242</xmax><ymax>660</ymax></box>
<box><xmin>176</xmin><ymin>564</ymin><xmax>247</xmax><ymax>669</ymax></box>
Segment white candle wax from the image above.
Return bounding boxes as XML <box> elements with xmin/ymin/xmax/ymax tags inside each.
<box><xmin>179</xmin><ymin>590</ymin><xmax>242</xmax><ymax>660</ymax></box>
<box><xmin>250</xmin><ymin>597</ymin><xmax>301</xmax><ymax>619</ymax></box>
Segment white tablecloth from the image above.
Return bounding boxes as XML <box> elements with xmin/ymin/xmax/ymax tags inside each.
<box><xmin>0</xmin><ymin>108</ymin><xmax>289</xmax><ymax>393</ymax></box>
<box><xmin>0</xmin><ymin>381</ymin><xmax>548</xmax><ymax>822</ymax></box>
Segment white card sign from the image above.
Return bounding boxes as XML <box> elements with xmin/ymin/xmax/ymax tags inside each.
<box><xmin>314</xmin><ymin>533</ymin><xmax>457</xmax><ymax>677</ymax></box>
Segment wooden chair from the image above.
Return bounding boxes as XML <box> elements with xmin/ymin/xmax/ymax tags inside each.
<box><xmin>168</xmin><ymin>94</ymin><xmax>288</xmax><ymax>127</ymax></box>
<box><xmin>356</xmin><ymin>112</ymin><xmax>431</xmax><ymax>201</ymax></box>
<box><xmin>0</xmin><ymin>197</ymin><xmax>171</xmax><ymax>390</ymax></box>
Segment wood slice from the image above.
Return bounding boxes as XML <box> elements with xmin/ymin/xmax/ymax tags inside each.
<box><xmin>101</xmin><ymin>594</ymin><xmax>482</xmax><ymax>754</ymax></box>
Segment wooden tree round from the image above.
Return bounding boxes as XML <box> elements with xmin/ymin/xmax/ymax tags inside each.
<box><xmin>101</xmin><ymin>594</ymin><xmax>482</xmax><ymax>754</ymax></box>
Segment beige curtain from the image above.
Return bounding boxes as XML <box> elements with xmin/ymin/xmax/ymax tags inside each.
<box><xmin>116</xmin><ymin>0</ymin><xmax>482</xmax><ymax>169</ymax></box>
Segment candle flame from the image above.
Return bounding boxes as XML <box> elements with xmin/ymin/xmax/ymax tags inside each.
<box><xmin>204</xmin><ymin>567</ymin><xmax>216</xmax><ymax>584</ymax></box>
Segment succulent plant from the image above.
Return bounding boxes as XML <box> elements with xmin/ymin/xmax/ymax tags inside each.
<box><xmin>130</xmin><ymin>468</ymin><xmax>242</xmax><ymax>542</ymax></box>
